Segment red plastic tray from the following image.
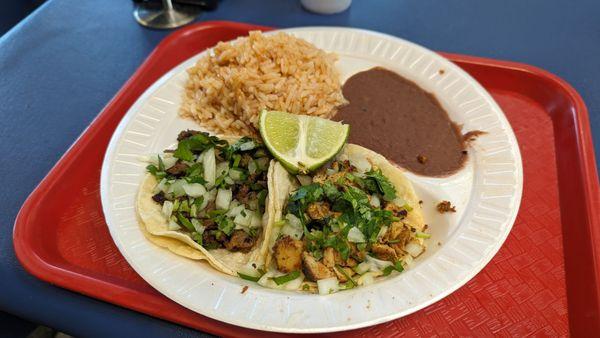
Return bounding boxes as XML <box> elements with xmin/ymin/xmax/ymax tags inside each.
<box><xmin>13</xmin><ymin>21</ymin><xmax>600</xmax><ymax>336</ymax></box>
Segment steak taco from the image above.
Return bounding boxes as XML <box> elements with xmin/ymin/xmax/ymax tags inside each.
<box><xmin>262</xmin><ymin>144</ymin><xmax>428</xmax><ymax>293</ymax></box>
<box><xmin>136</xmin><ymin>130</ymin><xmax>276</xmax><ymax>277</ymax></box>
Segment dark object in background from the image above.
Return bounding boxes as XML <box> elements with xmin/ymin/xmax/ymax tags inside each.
<box><xmin>132</xmin><ymin>0</ymin><xmax>219</xmax><ymax>11</ymax></box>
<box><xmin>0</xmin><ymin>0</ymin><xmax>46</xmax><ymax>37</ymax></box>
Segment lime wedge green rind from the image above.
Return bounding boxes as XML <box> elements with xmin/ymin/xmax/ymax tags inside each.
<box><xmin>259</xmin><ymin>110</ymin><xmax>349</xmax><ymax>174</ymax></box>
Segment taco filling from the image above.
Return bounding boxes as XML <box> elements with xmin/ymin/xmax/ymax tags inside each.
<box><xmin>266</xmin><ymin>145</ymin><xmax>427</xmax><ymax>294</ymax></box>
<box><xmin>143</xmin><ymin>130</ymin><xmax>271</xmax><ymax>255</ymax></box>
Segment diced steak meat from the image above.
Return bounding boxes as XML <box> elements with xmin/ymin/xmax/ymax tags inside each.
<box><xmin>165</xmin><ymin>161</ymin><xmax>189</xmax><ymax>177</ymax></box>
<box><xmin>202</xmin><ymin>231</ymin><xmax>222</xmax><ymax>250</ymax></box>
<box><xmin>273</xmin><ymin>236</ymin><xmax>304</xmax><ymax>273</ymax></box>
<box><xmin>152</xmin><ymin>192</ymin><xmax>166</xmax><ymax>204</ymax></box>
<box><xmin>202</xmin><ymin>218</ymin><xmax>217</xmax><ymax>230</ymax></box>
<box><xmin>224</xmin><ymin>230</ymin><xmax>256</xmax><ymax>253</ymax></box>
<box><xmin>177</xmin><ymin>130</ymin><xmax>200</xmax><ymax>141</ymax></box>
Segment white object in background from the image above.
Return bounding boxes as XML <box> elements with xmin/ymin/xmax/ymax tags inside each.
<box><xmin>301</xmin><ymin>0</ymin><xmax>352</xmax><ymax>14</ymax></box>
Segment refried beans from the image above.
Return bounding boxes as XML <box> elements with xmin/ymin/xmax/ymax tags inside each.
<box><xmin>335</xmin><ymin>67</ymin><xmax>470</xmax><ymax>176</ymax></box>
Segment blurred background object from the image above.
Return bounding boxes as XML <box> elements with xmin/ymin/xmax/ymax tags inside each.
<box><xmin>300</xmin><ymin>0</ymin><xmax>351</xmax><ymax>14</ymax></box>
<box><xmin>132</xmin><ymin>0</ymin><xmax>218</xmax><ymax>29</ymax></box>
<box><xmin>0</xmin><ymin>0</ymin><xmax>46</xmax><ymax>36</ymax></box>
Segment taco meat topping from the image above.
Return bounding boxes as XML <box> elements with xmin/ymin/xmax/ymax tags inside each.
<box><xmin>165</xmin><ymin>161</ymin><xmax>189</xmax><ymax>177</ymax></box>
<box><xmin>273</xmin><ymin>236</ymin><xmax>304</xmax><ymax>273</ymax></box>
<box><xmin>144</xmin><ymin>131</ymin><xmax>272</xmax><ymax>253</ymax></box>
<box><xmin>307</xmin><ymin>201</ymin><xmax>331</xmax><ymax>220</ymax></box>
<box><xmin>302</xmin><ymin>252</ymin><xmax>334</xmax><ymax>282</ymax></box>
<box><xmin>224</xmin><ymin>230</ymin><xmax>256</xmax><ymax>253</ymax></box>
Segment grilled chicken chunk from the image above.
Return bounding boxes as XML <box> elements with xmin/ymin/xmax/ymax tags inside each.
<box><xmin>302</xmin><ymin>252</ymin><xmax>334</xmax><ymax>281</ymax></box>
<box><xmin>333</xmin><ymin>266</ymin><xmax>356</xmax><ymax>283</ymax></box>
<box><xmin>307</xmin><ymin>201</ymin><xmax>331</xmax><ymax>220</ymax></box>
<box><xmin>371</xmin><ymin>243</ymin><xmax>398</xmax><ymax>262</ymax></box>
<box><xmin>273</xmin><ymin>236</ymin><xmax>304</xmax><ymax>273</ymax></box>
<box><xmin>322</xmin><ymin>247</ymin><xmax>342</xmax><ymax>268</ymax></box>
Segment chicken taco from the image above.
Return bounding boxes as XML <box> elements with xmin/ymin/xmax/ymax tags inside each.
<box><xmin>136</xmin><ymin>130</ymin><xmax>276</xmax><ymax>277</ymax></box>
<box><xmin>262</xmin><ymin>144</ymin><xmax>428</xmax><ymax>294</ymax></box>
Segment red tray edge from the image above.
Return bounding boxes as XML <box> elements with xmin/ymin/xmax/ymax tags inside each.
<box><xmin>12</xmin><ymin>21</ymin><xmax>600</xmax><ymax>335</ymax></box>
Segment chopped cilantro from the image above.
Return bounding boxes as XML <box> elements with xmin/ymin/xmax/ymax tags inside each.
<box><xmin>146</xmin><ymin>164</ymin><xmax>166</xmax><ymax>179</ymax></box>
<box><xmin>365</xmin><ymin>169</ymin><xmax>396</xmax><ymax>201</ymax></box>
<box><xmin>214</xmin><ymin>214</ymin><xmax>235</xmax><ymax>236</ymax></box>
<box><xmin>176</xmin><ymin>213</ymin><xmax>195</xmax><ymax>232</ymax></box>
<box><xmin>173</xmin><ymin>140</ymin><xmax>194</xmax><ymax>162</ymax></box>
<box><xmin>272</xmin><ymin>271</ymin><xmax>300</xmax><ymax>285</ymax></box>
<box><xmin>323</xmin><ymin>181</ymin><xmax>341</xmax><ymax>201</ymax></box>
<box><xmin>190</xmin><ymin>231</ymin><xmax>203</xmax><ymax>245</ymax></box>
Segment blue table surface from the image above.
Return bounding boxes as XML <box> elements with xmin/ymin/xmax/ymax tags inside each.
<box><xmin>1</xmin><ymin>0</ymin><xmax>599</xmax><ymax>337</ymax></box>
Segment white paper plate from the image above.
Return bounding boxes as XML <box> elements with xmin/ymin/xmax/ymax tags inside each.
<box><xmin>101</xmin><ymin>27</ymin><xmax>522</xmax><ymax>333</ymax></box>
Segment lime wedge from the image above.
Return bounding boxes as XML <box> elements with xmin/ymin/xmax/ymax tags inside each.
<box><xmin>259</xmin><ymin>110</ymin><xmax>349</xmax><ymax>174</ymax></box>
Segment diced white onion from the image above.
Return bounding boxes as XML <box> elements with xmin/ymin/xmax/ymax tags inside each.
<box><xmin>376</xmin><ymin>225</ymin><xmax>388</xmax><ymax>241</ymax></box>
<box><xmin>317</xmin><ymin>277</ymin><xmax>339</xmax><ymax>295</ymax></box>
<box><xmin>162</xmin><ymin>154</ymin><xmax>178</xmax><ymax>169</ymax></box>
<box><xmin>215</xmin><ymin>189</ymin><xmax>232</xmax><ymax>210</ymax></box>
<box><xmin>190</xmin><ymin>218</ymin><xmax>205</xmax><ymax>234</ymax></box>
<box><xmin>203</xmin><ymin>148</ymin><xmax>216</xmax><ymax>188</ymax></box>
<box><xmin>296</xmin><ymin>175</ymin><xmax>312</xmax><ymax>186</ymax></box>
<box><xmin>283</xmin><ymin>274</ymin><xmax>305</xmax><ymax>290</ymax></box>
<box><xmin>370</xmin><ymin>194</ymin><xmax>381</xmax><ymax>208</ymax></box>
<box><xmin>282</xmin><ymin>214</ymin><xmax>304</xmax><ymax>239</ymax></box>
<box><xmin>234</xmin><ymin>211</ymin><xmax>251</xmax><ymax>227</ymax></box>
<box><xmin>161</xmin><ymin>200</ymin><xmax>174</xmax><ymax>219</ymax></box>
<box><xmin>347</xmin><ymin>227</ymin><xmax>366</xmax><ymax>243</ymax></box>
<box><xmin>249</xmin><ymin>212</ymin><xmax>262</xmax><ymax>228</ymax></box>
<box><xmin>351</xmin><ymin>157</ymin><xmax>372</xmax><ymax>173</ymax></box>
<box><xmin>206</xmin><ymin>189</ymin><xmax>217</xmax><ymax>202</ymax></box>
<box><xmin>167</xmin><ymin>179</ymin><xmax>186</xmax><ymax>197</ymax></box>
<box><xmin>248</xmin><ymin>160</ymin><xmax>257</xmax><ymax>175</ymax></box>
<box><xmin>216</xmin><ymin>162</ymin><xmax>229</xmax><ymax>177</ymax></box>
<box><xmin>366</xmin><ymin>255</ymin><xmax>393</xmax><ymax>270</ymax></box>
<box><xmin>182</xmin><ymin>183</ymin><xmax>206</xmax><ymax>198</ymax></box>
<box><xmin>153</xmin><ymin>178</ymin><xmax>168</xmax><ymax>194</ymax></box>
<box><xmin>226</xmin><ymin>203</ymin><xmax>245</xmax><ymax>217</ymax></box>
<box><xmin>357</xmin><ymin>272</ymin><xmax>379</xmax><ymax>286</ymax></box>
<box><xmin>229</xmin><ymin>168</ymin><xmax>245</xmax><ymax>181</ymax></box>
<box><xmin>239</xmin><ymin>141</ymin><xmax>255</xmax><ymax>151</ymax></box>
<box><xmin>285</xmin><ymin>213</ymin><xmax>302</xmax><ymax>228</ymax></box>
<box><xmin>354</xmin><ymin>262</ymin><xmax>371</xmax><ymax>275</ymax></box>
<box><xmin>167</xmin><ymin>219</ymin><xmax>181</xmax><ymax>231</ymax></box>
<box><xmin>405</xmin><ymin>241</ymin><xmax>424</xmax><ymax>257</ymax></box>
